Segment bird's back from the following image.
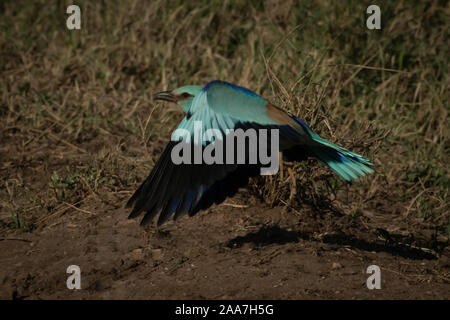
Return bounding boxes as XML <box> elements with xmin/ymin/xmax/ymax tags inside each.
<box><xmin>196</xmin><ymin>80</ymin><xmax>278</xmax><ymax>126</ymax></box>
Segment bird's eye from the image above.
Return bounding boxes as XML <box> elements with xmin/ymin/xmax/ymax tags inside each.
<box><xmin>182</xmin><ymin>93</ymin><xmax>191</xmax><ymax>98</ymax></box>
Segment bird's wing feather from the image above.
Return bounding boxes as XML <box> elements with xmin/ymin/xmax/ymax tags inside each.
<box><xmin>126</xmin><ymin>89</ymin><xmax>261</xmax><ymax>226</ymax></box>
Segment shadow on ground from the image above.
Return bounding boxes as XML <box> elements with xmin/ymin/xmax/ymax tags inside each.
<box><xmin>227</xmin><ymin>224</ymin><xmax>442</xmax><ymax>260</ymax></box>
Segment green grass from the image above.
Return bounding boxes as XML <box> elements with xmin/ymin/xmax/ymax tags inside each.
<box><xmin>0</xmin><ymin>0</ymin><xmax>448</xmax><ymax>239</ymax></box>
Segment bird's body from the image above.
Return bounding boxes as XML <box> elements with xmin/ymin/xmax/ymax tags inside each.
<box><xmin>127</xmin><ymin>80</ymin><xmax>373</xmax><ymax>226</ymax></box>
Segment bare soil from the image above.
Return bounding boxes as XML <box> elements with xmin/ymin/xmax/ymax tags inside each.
<box><xmin>1</xmin><ymin>167</ymin><xmax>449</xmax><ymax>299</ymax></box>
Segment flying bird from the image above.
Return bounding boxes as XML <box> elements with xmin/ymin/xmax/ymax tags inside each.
<box><xmin>127</xmin><ymin>80</ymin><xmax>373</xmax><ymax>226</ymax></box>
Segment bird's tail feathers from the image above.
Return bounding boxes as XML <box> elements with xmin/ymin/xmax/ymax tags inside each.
<box><xmin>309</xmin><ymin>135</ymin><xmax>374</xmax><ymax>182</ymax></box>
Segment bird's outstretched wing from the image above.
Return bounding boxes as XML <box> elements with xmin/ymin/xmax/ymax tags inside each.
<box><xmin>127</xmin><ymin>81</ymin><xmax>312</xmax><ymax>226</ymax></box>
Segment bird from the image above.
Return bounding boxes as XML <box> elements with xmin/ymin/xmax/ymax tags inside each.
<box><xmin>126</xmin><ymin>80</ymin><xmax>373</xmax><ymax>226</ymax></box>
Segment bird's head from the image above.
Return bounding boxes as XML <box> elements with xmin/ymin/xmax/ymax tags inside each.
<box><xmin>154</xmin><ymin>85</ymin><xmax>202</xmax><ymax>113</ymax></box>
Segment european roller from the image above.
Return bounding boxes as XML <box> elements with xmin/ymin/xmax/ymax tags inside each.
<box><xmin>127</xmin><ymin>80</ymin><xmax>373</xmax><ymax>226</ymax></box>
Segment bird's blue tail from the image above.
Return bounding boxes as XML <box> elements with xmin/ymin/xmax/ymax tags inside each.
<box><xmin>290</xmin><ymin>116</ymin><xmax>374</xmax><ymax>181</ymax></box>
<box><xmin>310</xmin><ymin>135</ymin><xmax>373</xmax><ymax>181</ymax></box>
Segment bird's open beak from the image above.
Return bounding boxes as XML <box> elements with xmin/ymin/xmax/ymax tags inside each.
<box><xmin>154</xmin><ymin>91</ymin><xmax>176</xmax><ymax>103</ymax></box>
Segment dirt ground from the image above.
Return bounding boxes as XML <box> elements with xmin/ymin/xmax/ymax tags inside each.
<box><xmin>1</xmin><ymin>164</ymin><xmax>449</xmax><ymax>300</ymax></box>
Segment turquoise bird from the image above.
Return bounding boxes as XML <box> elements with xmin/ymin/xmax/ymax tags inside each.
<box><xmin>127</xmin><ymin>80</ymin><xmax>373</xmax><ymax>226</ymax></box>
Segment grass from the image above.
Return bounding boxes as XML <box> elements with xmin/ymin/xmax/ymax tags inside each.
<box><xmin>0</xmin><ymin>1</ymin><xmax>448</xmax><ymax>242</ymax></box>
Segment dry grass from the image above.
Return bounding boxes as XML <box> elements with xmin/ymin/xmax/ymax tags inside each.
<box><xmin>0</xmin><ymin>1</ymin><xmax>448</xmax><ymax>245</ymax></box>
